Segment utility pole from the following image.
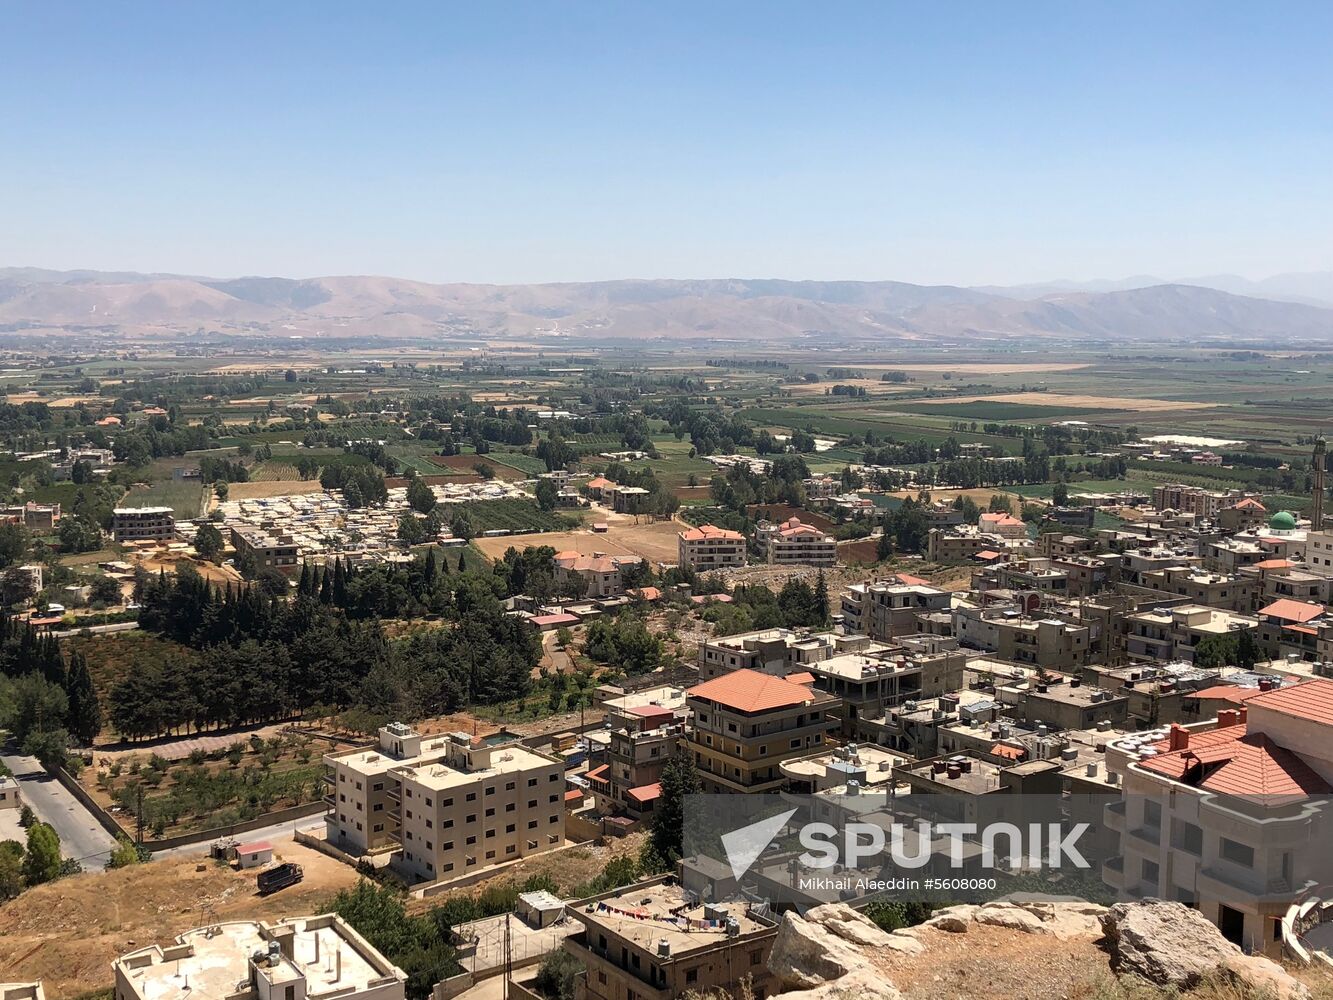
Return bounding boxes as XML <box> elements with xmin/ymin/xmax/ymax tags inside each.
<box><xmin>502</xmin><ymin>913</ymin><xmax>512</xmax><ymax>1000</ymax></box>
<box><xmin>136</xmin><ymin>785</ymin><xmax>144</xmax><ymax>846</ymax></box>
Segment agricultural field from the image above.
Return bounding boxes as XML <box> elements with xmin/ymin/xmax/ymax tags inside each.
<box><xmin>66</xmin><ymin>632</ymin><xmax>203</xmax><ymax>708</ymax></box>
<box><xmin>118</xmin><ymin>478</ymin><xmax>206</xmax><ymax>518</ymax></box>
<box><xmin>83</xmin><ymin>729</ymin><xmax>327</xmax><ymax>838</ymax></box>
<box><xmin>469</xmin><ymin>515</ymin><xmax>683</xmax><ymax>563</ymax></box>
<box><xmin>456</xmin><ymin>498</ymin><xmax>581</xmax><ymax>534</ymax></box>
<box><xmin>889</xmin><ymin>399</ymin><xmax>1129</xmax><ymax>420</ymax></box>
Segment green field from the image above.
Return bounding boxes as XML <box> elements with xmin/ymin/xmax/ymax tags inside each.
<box><xmin>450</xmin><ymin>499</ymin><xmax>579</xmax><ymax>533</ymax></box>
<box><xmin>119</xmin><ymin>479</ymin><xmax>206</xmax><ymax>518</ymax></box>
<box><xmin>890</xmin><ymin>400</ymin><xmax>1127</xmax><ymax>420</ymax></box>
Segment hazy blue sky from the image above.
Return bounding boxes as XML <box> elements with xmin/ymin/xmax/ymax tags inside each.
<box><xmin>4</xmin><ymin>2</ymin><xmax>1331</xmax><ymax>285</ymax></box>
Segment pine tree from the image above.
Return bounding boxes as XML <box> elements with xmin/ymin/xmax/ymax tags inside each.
<box><xmin>64</xmin><ymin>651</ymin><xmax>102</xmax><ymax>745</ymax></box>
<box><xmin>333</xmin><ymin>558</ymin><xmax>348</xmax><ymax>607</ymax></box>
<box><xmin>319</xmin><ymin>567</ymin><xmax>333</xmax><ymax>604</ymax></box>
<box><xmin>649</xmin><ymin>747</ymin><xmax>700</xmax><ymax>863</ymax></box>
<box><xmin>423</xmin><ymin>548</ymin><xmax>437</xmax><ymax>585</ymax></box>
<box><xmin>814</xmin><ymin>569</ymin><xmax>829</xmax><ymax>624</ymax></box>
<box><xmin>298</xmin><ymin>562</ymin><xmax>312</xmax><ymax>597</ymax></box>
<box><xmin>457</xmin><ymin>550</ymin><xmax>466</xmax><ymax>573</ymax></box>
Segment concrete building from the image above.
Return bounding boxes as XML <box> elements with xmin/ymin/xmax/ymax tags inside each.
<box><xmin>978</xmin><ymin>512</ymin><xmax>1028</xmax><ymax>538</ymax></box>
<box><xmin>1152</xmin><ymin>484</ymin><xmax>1257</xmax><ymax>520</ymax></box>
<box><xmin>230</xmin><ymin>526</ymin><xmax>300</xmax><ymax>572</ymax></box>
<box><xmin>0</xmin><ymin>503</ymin><xmax>60</xmax><ymax>530</ymax></box>
<box><xmin>1123</xmin><ymin>605</ymin><xmax>1259</xmax><ymax>664</ymax></box>
<box><xmin>1140</xmin><ymin>566</ymin><xmax>1254</xmax><ymax>612</ymax></box>
<box><xmin>696</xmin><ymin>627</ymin><xmax>843</xmax><ymax>680</ymax></box>
<box><xmin>553</xmin><ymin>551</ymin><xmax>641</xmax><ymax>598</ymax></box>
<box><xmin>1103</xmin><ymin>679</ymin><xmax>1333</xmax><ymax>953</ymax></box>
<box><xmin>840</xmin><ymin>575</ymin><xmax>951</xmax><ymax>640</ymax></box>
<box><xmin>113</xmin><ymin>916</ymin><xmax>406</xmax><ymax>1000</ymax></box>
<box><xmin>754</xmin><ymin>516</ymin><xmax>837</xmax><ymax>567</ymax></box>
<box><xmin>563</xmin><ymin>877</ymin><xmax>778</xmax><ymax>1000</ymax></box>
<box><xmin>686</xmin><ymin>669</ymin><xmax>840</xmax><ymax>794</ymax></box>
<box><xmin>676</xmin><ymin>524</ymin><xmax>747</xmax><ymax>571</ymax></box>
<box><xmin>588</xmin><ymin>713</ymin><xmax>684</xmax><ymax>828</ymax></box>
<box><xmin>393</xmin><ymin>738</ymin><xmax>566</xmax><ymax>883</ymax></box>
<box><xmin>112</xmin><ymin>507</ymin><xmax>176</xmax><ymax>544</ymax></box>
<box><xmin>952</xmin><ymin>604</ymin><xmax>1092</xmax><ymax>670</ymax></box>
<box><xmin>0</xmin><ymin>774</ymin><xmax>20</xmax><ymax>811</ymax></box>
<box><xmin>1019</xmin><ymin>677</ymin><xmax>1130</xmax><ymax>733</ymax></box>
<box><xmin>804</xmin><ymin>642</ymin><xmax>967</xmax><ymax>741</ymax></box>
<box><xmin>324</xmin><ymin>724</ymin><xmax>565</xmax><ymax>882</ymax></box>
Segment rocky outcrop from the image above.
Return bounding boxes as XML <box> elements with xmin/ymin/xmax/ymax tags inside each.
<box><xmin>768</xmin><ymin>904</ymin><xmax>920</xmax><ymax>991</ymax></box>
<box><xmin>1100</xmin><ymin>900</ymin><xmax>1308</xmax><ymax>999</ymax></box>
<box><xmin>769</xmin><ymin>968</ymin><xmax>902</xmax><ymax>1000</ymax></box>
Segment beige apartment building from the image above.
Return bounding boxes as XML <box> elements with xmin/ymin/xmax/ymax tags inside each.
<box><xmin>840</xmin><ymin>575</ymin><xmax>951</xmax><ymax>640</ymax></box>
<box><xmin>754</xmin><ymin>516</ymin><xmax>837</xmax><ymax>566</ymax></box>
<box><xmin>324</xmin><ymin>724</ymin><xmax>565</xmax><ymax>882</ymax></box>
<box><xmin>952</xmin><ymin>604</ymin><xmax>1092</xmax><ymax>670</ymax></box>
<box><xmin>696</xmin><ymin>626</ymin><xmax>845</xmax><ymax>679</ymax></box>
<box><xmin>1139</xmin><ymin>566</ymin><xmax>1254</xmax><ymax>612</ymax></box>
<box><xmin>113</xmin><ymin>915</ymin><xmax>406</xmax><ymax>1000</ymax></box>
<box><xmin>805</xmin><ymin>642</ymin><xmax>967</xmax><ymax>740</ymax></box>
<box><xmin>1123</xmin><ymin>604</ymin><xmax>1259</xmax><ymax>664</ymax></box>
<box><xmin>677</xmin><ymin>524</ymin><xmax>747</xmax><ymax>571</ymax></box>
<box><xmin>686</xmin><ymin>668</ymin><xmax>841</xmax><ymax>794</ymax></box>
<box><xmin>1103</xmin><ymin>679</ymin><xmax>1333</xmax><ymax>953</ymax></box>
<box><xmin>563</xmin><ymin>877</ymin><xmax>778</xmax><ymax>1000</ymax></box>
<box><xmin>553</xmin><ymin>550</ymin><xmax>641</xmax><ymax>598</ymax></box>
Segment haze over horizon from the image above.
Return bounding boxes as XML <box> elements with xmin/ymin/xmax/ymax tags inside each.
<box><xmin>4</xmin><ymin>2</ymin><xmax>1332</xmax><ymax>286</ymax></box>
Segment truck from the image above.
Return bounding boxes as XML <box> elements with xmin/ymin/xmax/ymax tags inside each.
<box><xmin>256</xmin><ymin>862</ymin><xmax>303</xmax><ymax>895</ymax></box>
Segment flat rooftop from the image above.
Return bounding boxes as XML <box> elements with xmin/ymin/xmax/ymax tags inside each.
<box><xmin>394</xmin><ymin>744</ymin><xmax>557</xmax><ymax>792</ymax></box>
<box><xmin>578</xmin><ymin>882</ymin><xmax>769</xmax><ymax>953</ymax></box>
<box><xmin>116</xmin><ymin>917</ymin><xmax>396</xmax><ymax>1000</ymax></box>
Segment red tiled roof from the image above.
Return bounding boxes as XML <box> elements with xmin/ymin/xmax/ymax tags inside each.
<box><xmin>564</xmin><ymin>788</ymin><xmax>584</xmax><ymax>803</ymax></box>
<box><xmin>1258</xmin><ymin>598</ymin><xmax>1326</xmax><ymax>623</ymax></box>
<box><xmin>1137</xmin><ymin>726</ymin><xmax>1332</xmax><ymax>802</ymax></box>
<box><xmin>630</xmin><ymin>586</ymin><xmax>663</xmax><ymax>601</ymax></box>
<box><xmin>1230</xmin><ymin>498</ymin><xmax>1267</xmax><ymax>511</ymax></box>
<box><xmin>785</xmin><ymin>671</ymin><xmax>817</xmax><ymax>686</ymax></box>
<box><xmin>531</xmin><ymin>613</ymin><xmax>580</xmax><ymax>627</ymax></box>
<box><xmin>628</xmin><ymin>704</ymin><xmax>674</xmax><ymax>720</ymax></box>
<box><xmin>894</xmin><ymin>573</ymin><xmax>932</xmax><ymax>587</ymax></box>
<box><xmin>975</xmin><ymin>550</ymin><xmax>1001</xmax><ymax>561</ymax></box>
<box><xmin>626</xmin><ymin>782</ymin><xmax>661</xmax><ymax>804</ymax></box>
<box><xmin>680</xmin><ymin>523</ymin><xmax>744</xmax><ymax>541</ymax></box>
<box><xmin>991</xmin><ymin>743</ymin><xmax>1025</xmax><ymax>760</ymax></box>
<box><xmin>237</xmin><ymin>841</ymin><xmax>273</xmax><ymax>854</ymax></box>
<box><xmin>587</xmin><ymin>477</ymin><xmax>614</xmax><ymax>489</ymax></box>
<box><xmin>585</xmin><ymin>764</ymin><xmax>610</xmax><ymax>782</ymax></box>
<box><xmin>1189</xmin><ymin>685</ymin><xmax>1269</xmax><ymax>704</ymax></box>
<box><xmin>1252</xmin><ymin>558</ymin><xmax>1295</xmax><ymax>570</ymax></box>
<box><xmin>1246</xmin><ymin>678</ymin><xmax>1333</xmax><ymax>726</ymax></box>
<box><xmin>688</xmin><ymin>668</ymin><xmax>819</xmax><ymax>713</ymax></box>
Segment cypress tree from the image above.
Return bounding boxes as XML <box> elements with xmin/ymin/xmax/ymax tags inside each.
<box><xmin>65</xmin><ymin>651</ymin><xmax>102</xmax><ymax>745</ymax></box>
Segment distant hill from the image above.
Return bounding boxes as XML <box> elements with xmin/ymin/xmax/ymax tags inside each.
<box><xmin>3</xmin><ymin>267</ymin><xmax>1333</xmax><ymax>343</ymax></box>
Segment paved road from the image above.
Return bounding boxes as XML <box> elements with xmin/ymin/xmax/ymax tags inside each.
<box><xmin>0</xmin><ymin>750</ymin><xmax>118</xmax><ymax>868</ymax></box>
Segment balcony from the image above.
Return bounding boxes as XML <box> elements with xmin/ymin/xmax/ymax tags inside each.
<box><xmin>1102</xmin><ymin>855</ymin><xmax>1125</xmax><ymax>889</ymax></box>
<box><xmin>1104</xmin><ymin>800</ymin><xmax>1127</xmax><ymax>833</ymax></box>
<box><xmin>1198</xmin><ymin>865</ymin><xmax>1293</xmax><ymax>904</ymax></box>
<box><xmin>1126</xmin><ymin>825</ymin><xmax>1161</xmax><ymax>849</ymax></box>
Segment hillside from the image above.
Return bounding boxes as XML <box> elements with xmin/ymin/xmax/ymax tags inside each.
<box><xmin>4</xmin><ymin>268</ymin><xmax>1333</xmax><ymax>344</ymax></box>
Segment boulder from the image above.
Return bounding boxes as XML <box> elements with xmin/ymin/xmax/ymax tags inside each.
<box><xmin>769</xmin><ymin>904</ymin><xmax>911</xmax><ymax>989</ymax></box>
<box><xmin>1220</xmin><ymin>955</ymin><xmax>1310</xmax><ymax>1000</ymax></box>
<box><xmin>768</xmin><ymin>968</ymin><xmax>903</xmax><ymax>1000</ymax></box>
<box><xmin>923</xmin><ymin>904</ymin><xmax>978</xmax><ymax>932</ymax></box>
<box><xmin>1100</xmin><ymin>900</ymin><xmax>1240</xmax><ymax>987</ymax></box>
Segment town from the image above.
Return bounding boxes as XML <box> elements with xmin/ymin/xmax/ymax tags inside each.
<box><xmin>1</xmin><ymin>342</ymin><xmax>1332</xmax><ymax>1000</ymax></box>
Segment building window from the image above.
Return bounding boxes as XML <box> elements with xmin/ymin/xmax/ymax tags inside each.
<box><xmin>1221</xmin><ymin>838</ymin><xmax>1254</xmax><ymax>868</ymax></box>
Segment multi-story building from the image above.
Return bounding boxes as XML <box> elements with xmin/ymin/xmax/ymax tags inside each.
<box><xmin>696</xmin><ymin>627</ymin><xmax>845</xmax><ymax>679</ymax></box>
<box><xmin>1152</xmin><ymin>484</ymin><xmax>1257</xmax><ymax>520</ymax></box>
<box><xmin>393</xmin><ymin>738</ymin><xmax>566</xmax><ymax>883</ymax></box>
<box><xmin>553</xmin><ymin>551</ymin><xmax>641</xmax><ymax>598</ymax></box>
<box><xmin>0</xmin><ymin>502</ymin><xmax>61</xmax><ymax>529</ymax></box>
<box><xmin>1240</xmin><ymin>559</ymin><xmax>1333</xmax><ymax>612</ymax></box>
<box><xmin>1019</xmin><ymin>677</ymin><xmax>1130</xmax><ymax>733</ymax></box>
<box><xmin>111</xmin><ymin>506</ymin><xmax>176</xmax><ymax>544</ymax></box>
<box><xmin>610</xmin><ymin>486</ymin><xmax>652</xmax><ymax>515</ymax></box>
<box><xmin>686</xmin><ymin>669</ymin><xmax>840</xmax><ymax>794</ymax></box>
<box><xmin>840</xmin><ymin>576</ymin><xmax>952</xmax><ymax>640</ymax></box>
<box><xmin>804</xmin><ymin>642</ymin><xmax>967</xmax><ymax>741</ymax></box>
<box><xmin>1139</xmin><ymin>566</ymin><xmax>1254</xmax><ymax>612</ymax></box>
<box><xmin>113</xmin><ymin>916</ymin><xmax>406</xmax><ymax>1000</ymax></box>
<box><xmin>754</xmin><ymin>516</ymin><xmax>837</xmax><ymax>566</ymax></box>
<box><xmin>0</xmin><ymin>774</ymin><xmax>20</xmax><ymax>811</ymax></box>
<box><xmin>952</xmin><ymin>604</ymin><xmax>1092</xmax><ymax>669</ymax></box>
<box><xmin>324</xmin><ymin>724</ymin><xmax>565</xmax><ymax>882</ymax></box>
<box><xmin>1309</xmin><ymin>530</ymin><xmax>1333</xmax><ymax>572</ymax></box>
<box><xmin>676</xmin><ymin>524</ymin><xmax>747</xmax><ymax>571</ymax></box>
<box><xmin>563</xmin><ymin>877</ymin><xmax>778</xmax><ymax>1000</ymax></box>
<box><xmin>230</xmin><ymin>526</ymin><xmax>299</xmax><ymax>572</ymax></box>
<box><xmin>1103</xmin><ymin>679</ymin><xmax>1333</xmax><ymax>952</ymax></box>
<box><xmin>1123</xmin><ymin>604</ymin><xmax>1259</xmax><ymax>664</ymax></box>
<box><xmin>978</xmin><ymin>511</ymin><xmax>1028</xmax><ymax>538</ymax></box>
<box><xmin>974</xmin><ymin>556</ymin><xmax>1071</xmax><ymax>596</ymax></box>
<box><xmin>588</xmin><ymin>712</ymin><xmax>685</xmax><ymax>826</ymax></box>
<box><xmin>927</xmin><ymin>526</ymin><xmax>1033</xmax><ymax>563</ymax></box>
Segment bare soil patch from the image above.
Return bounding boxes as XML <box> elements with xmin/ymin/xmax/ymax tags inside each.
<box><xmin>227</xmin><ymin>479</ymin><xmax>327</xmax><ymax>500</ymax></box>
<box><xmin>904</xmin><ymin>391</ymin><xmax>1213</xmax><ymax>412</ymax></box>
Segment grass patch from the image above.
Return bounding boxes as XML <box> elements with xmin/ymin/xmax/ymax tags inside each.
<box><xmin>892</xmin><ymin>400</ymin><xmax>1127</xmax><ymax>420</ymax></box>
<box><xmin>445</xmin><ymin>499</ymin><xmax>580</xmax><ymax>534</ymax></box>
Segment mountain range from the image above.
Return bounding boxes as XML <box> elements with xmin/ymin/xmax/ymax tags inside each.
<box><xmin>4</xmin><ymin>267</ymin><xmax>1333</xmax><ymax>344</ymax></box>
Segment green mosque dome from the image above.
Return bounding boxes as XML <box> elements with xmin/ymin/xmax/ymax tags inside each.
<box><xmin>1269</xmin><ymin>510</ymin><xmax>1297</xmax><ymax>531</ymax></box>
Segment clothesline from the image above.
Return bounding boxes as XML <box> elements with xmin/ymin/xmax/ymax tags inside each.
<box><xmin>594</xmin><ymin>900</ymin><xmax>731</xmax><ymax>931</ymax></box>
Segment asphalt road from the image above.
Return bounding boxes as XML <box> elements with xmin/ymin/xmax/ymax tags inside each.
<box><xmin>0</xmin><ymin>750</ymin><xmax>118</xmax><ymax>869</ymax></box>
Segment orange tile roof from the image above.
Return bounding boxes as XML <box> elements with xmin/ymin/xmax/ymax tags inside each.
<box><xmin>626</xmin><ymin>782</ymin><xmax>661</xmax><ymax>804</ymax></box>
<box><xmin>688</xmin><ymin>668</ymin><xmax>820</xmax><ymax>713</ymax></box>
<box><xmin>1252</xmin><ymin>558</ymin><xmax>1295</xmax><ymax>570</ymax></box>
<box><xmin>894</xmin><ymin>573</ymin><xmax>932</xmax><ymax>587</ymax></box>
<box><xmin>1137</xmin><ymin>726</ymin><xmax>1331</xmax><ymax>802</ymax></box>
<box><xmin>680</xmin><ymin>523</ymin><xmax>745</xmax><ymax>542</ymax></box>
<box><xmin>1230</xmin><ymin>498</ymin><xmax>1267</xmax><ymax>511</ymax></box>
<box><xmin>975</xmin><ymin>550</ymin><xmax>1001</xmax><ymax>560</ymax></box>
<box><xmin>1258</xmin><ymin>598</ymin><xmax>1327</xmax><ymax>623</ymax></box>
<box><xmin>585</xmin><ymin>764</ymin><xmax>610</xmax><ymax>782</ymax></box>
<box><xmin>785</xmin><ymin>671</ymin><xmax>817</xmax><ymax>686</ymax></box>
<box><xmin>587</xmin><ymin>477</ymin><xmax>614</xmax><ymax>489</ymax></box>
<box><xmin>991</xmin><ymin>743</ymin><xmax>1025</xmax><ymax>760</ymax></box>
<box><xmin>564</xmin><ymin>788</ymin><xmax>584</xmax><ymax>803</ymax></box>
<box><xmin>1189</xmin><ymin>685</ymin><xmax>1269</xmax><ymax>704</ymax></box>
<box><xmin>1246</xmin><ymin>678</ymin><xmax>1333</xmax><ymax>726</ymax></box>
